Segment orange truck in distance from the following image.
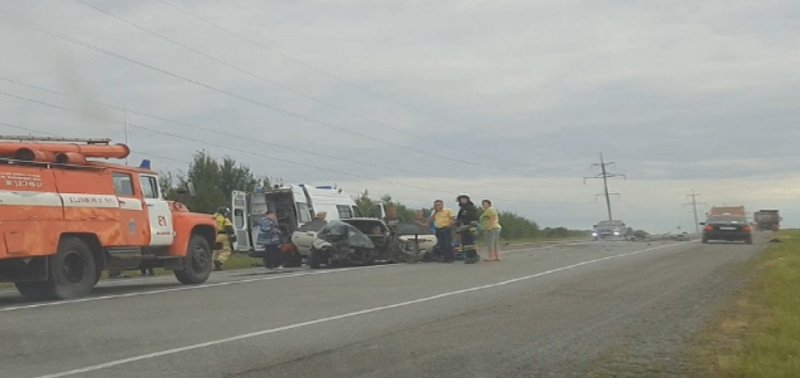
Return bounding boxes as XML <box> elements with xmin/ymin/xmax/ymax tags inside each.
<box><xmin>0</xmin><ymin>136</ymin><xmax>217</xmax><ymax>300</ymax></box>
<box><xmin>707</xmin><ymin>206</ymin><xmax>747</xmax><ymax>218</ymax></box>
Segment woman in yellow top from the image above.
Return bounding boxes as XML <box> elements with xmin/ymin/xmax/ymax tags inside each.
<box><xmin>430</xmin><ymin>200</ymin><xmax>456</xmax><ymax>262</ymax></box>
<box><xmin>480</xmin><ymin>199</ymin><xmax>502</xmax><ymax>261</ymax></box>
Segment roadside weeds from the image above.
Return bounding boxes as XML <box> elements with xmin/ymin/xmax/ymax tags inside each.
<box><xmin>695</xmin><ymin>231</ymin><xmax>800</xmax><ymax>378</ymax></box>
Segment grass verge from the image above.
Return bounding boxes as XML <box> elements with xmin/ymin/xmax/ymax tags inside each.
<box><xmin>696</xmin><ymin>231</ymin><xmax>800</xmax><ymax>377</ymax></box>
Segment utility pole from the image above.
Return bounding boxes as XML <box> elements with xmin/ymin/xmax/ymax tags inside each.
<box><xmin>584</xmin><ymin>153</ymin><xmax>626</xmax><ymax>221</ymax></box>
<box><xmin>684</xmin><ymin>189</ymin><xmax>706</xmax><ymax>232</ymax></box>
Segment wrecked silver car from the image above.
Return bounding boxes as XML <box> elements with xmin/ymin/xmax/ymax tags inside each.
<box><xmin>309</xmin><ymin>218</ymin><xmax>403</xmax><ymax>268</ymax></box>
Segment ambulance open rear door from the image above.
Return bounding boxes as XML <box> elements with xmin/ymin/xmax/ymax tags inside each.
<box><xmin>231</xmin><ymin>190</ymin><xmax>252</xmax><ymax>252</ymax></box>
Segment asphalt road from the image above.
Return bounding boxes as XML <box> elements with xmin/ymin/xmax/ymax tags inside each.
<box><xmin>0</xmin><ymin>237</ymin><xmax>765</xmax><ymax>378</ymax></box>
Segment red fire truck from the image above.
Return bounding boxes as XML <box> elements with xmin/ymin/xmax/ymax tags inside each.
<box><xmin>0</xmin><ymin>136</ymin><xmax>217</xmax><ymax>300</ymax></box>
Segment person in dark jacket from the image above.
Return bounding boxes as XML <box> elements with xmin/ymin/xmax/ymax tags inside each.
<box><xmin>457</xmin><ymin>194</ymin><xmax>479</xmax><ymax>224</ymax></box>
<box><xmin>456</xmin><ymin>194</ymin><xmax>480</xmax><ymax>264</ymax></box>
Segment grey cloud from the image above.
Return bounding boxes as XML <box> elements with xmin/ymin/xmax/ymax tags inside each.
<box><xmin>0</xmin><ymin>0</ymin><xmax>798</xmax><ymax>231</ymax></box>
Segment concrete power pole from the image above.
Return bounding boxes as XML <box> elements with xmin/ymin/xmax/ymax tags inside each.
<box><xmin>584</xmin><ymin>153</ymin><xmax>626</xmax><ymax>221</ymax></box>
<box><xmin>684</xmin><ymin>189</ymin><xmax>706</xmax><ymax>232</ymax></box>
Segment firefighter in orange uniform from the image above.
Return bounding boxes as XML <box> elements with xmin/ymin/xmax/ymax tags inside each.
<box><xmin>213</xmin><ymin>207</ymin><xmax>236</xmax><ymax>271</ymax></box>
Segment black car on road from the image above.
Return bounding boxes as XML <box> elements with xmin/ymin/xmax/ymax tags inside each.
<box><xmin>701</xmin><ymin>215</ymin><xmax>753</xmax><ymax>244</ymax></box>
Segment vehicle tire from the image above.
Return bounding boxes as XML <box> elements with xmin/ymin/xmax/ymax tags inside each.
<box><xmin>745</xmin><ymin>236</ymin><xmax>753</xmax><ymax>245</ymax></box>
<box><xmin>14</xmin><ymin>281</ymin><xmax>54</xmax><ymax>301</ymax></box>
<box><xmin>93</xmin><ymin>268</ymin><xmax>103</xmax><ymax>286</ymax></box>
<box><xmin>174</xmin><ymin>235</ymin><xmax>212</xmax><ymax>285</ymax></box>
<box><xmin>308</xmin><ymin>249</ymin><xmax>321</xmax><ymax>269</ymax></box>
<box><xmin>48</xmin><ymin>236</ymin><xmax>97</xmax><ymax>299</ymax></box>
<box><xmin>283</xmin><ymin>251</ymin><xmax>303</xmax><ymax>268</ymax></box>
<box><xmin>701</xmin><ymin>236</ymin><xmax>708</xmax><ymax>244</ymax></box>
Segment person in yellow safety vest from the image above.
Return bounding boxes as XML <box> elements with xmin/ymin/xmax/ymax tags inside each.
<box><xmin>213</xmin><ymin>207</ymin><xmax>236</xmax><ymax>271</ymax></box>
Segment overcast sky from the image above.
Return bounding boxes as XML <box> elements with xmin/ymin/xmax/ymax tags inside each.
<box><xmin>1</xmin><ymin>0</ymin><xmax>798</xmax><ymax>232</ymax></box>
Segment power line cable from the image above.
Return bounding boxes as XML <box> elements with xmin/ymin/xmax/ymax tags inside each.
<box><xmin>156</xmin><ymin>0</ymin><xmax>480</xmax><ymax>135</ymax></box>
<box><xmin>158</xmin><ymin>0</ymin><xmax>596</xmax><ymax>164</ymax></box>
<box><xmin>0</xmin><ymin>89</ymin><xmax>549</xmax><ymax>206</ymax></box>
<box><xmin>0</xmin><ymin>77</ymin><xmax>455</xmax><ymax>178</ymax></box>
<box><xmin>72</xmin><ymin>0</ymin><xmax>529</xmax><ymax>171</ymax></box>
<box><xmin>0</xmin><ymin>91</ymin><xmax>455</xmax><ymax>194</ymax></box>
<box><xmin>158</xmin><ymin>0</ymin><xmax>598</xmax><ymax>162</ymax></box>
<box><xmin>0</xmin><ymin>10</ymin><xmax>523</xmax><ymax>174</ymax></box>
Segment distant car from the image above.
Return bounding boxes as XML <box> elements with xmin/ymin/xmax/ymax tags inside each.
<box><xmin>592</xmin><ymin>220</ymin><xmax>629</xmax><ymax>241</ymax></box>
<box><xmin>701</xmin><ymin>215</ymin><xmax>753</xmax><ymax>244</ymax></box>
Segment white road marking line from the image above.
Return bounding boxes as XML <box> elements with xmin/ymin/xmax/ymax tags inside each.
<box><xmin>0</xmin><ymin>241</ymin><xmax>674</xmax><ymax>311</ymax></box>
<box><xmin>0</xmin><ymin>243</ymin><xmax>556</xmax><ymax>306</ymax></box>
<box><xmin>0</xmin><ymin>264</ymin><xmax>391</xmax><ymax>313</ymax></box>
<box><xmin>0</xmin><ymin>242</ymin><xmax>660</xmax><ymax>311</ymax></box>
<box><xmin>33</xmin><ymin>241</ymin><xmax>688</xmax><ymax>378</ymax></box>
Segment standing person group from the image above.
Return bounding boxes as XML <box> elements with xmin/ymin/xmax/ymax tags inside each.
<box><xmin>207</xmin><ymin>197</ymin><xmax>500</xmax><ymax>271</ymax></box>
<box><xmin>428</xmin><ymin>195</ymin><xmax>501</xmax><ymax>263</ymax></box>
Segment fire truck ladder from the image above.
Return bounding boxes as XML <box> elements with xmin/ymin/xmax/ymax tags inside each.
<box><xmin>0</xmin><ymin>135</ymin><xmax>111</xmax><ymax>145</ymax></box>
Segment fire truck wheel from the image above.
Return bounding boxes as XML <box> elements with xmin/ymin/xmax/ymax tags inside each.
<box><xmin>174</xmin><ymin>235</ymin><xmax>212</xmax><ymax>284</ymax></box>
<box><xmin>49</xmin><ymin>237</ymin><xmax>97</xmax><ymax>299</ymax></box>
<box><xmin>14</xmin><ymin>282</ymin><xmax>54</xmax><ymax>301</ymax></box>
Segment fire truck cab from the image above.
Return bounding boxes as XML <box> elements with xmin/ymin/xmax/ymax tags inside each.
<box><xmin>0</xmin><ymin>136</ymin><xmax>217</xmax><ymax>300</ymax></box>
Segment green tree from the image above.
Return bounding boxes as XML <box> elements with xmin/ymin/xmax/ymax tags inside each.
<box><xmin>218</xmin><ymin>157</ymin><xmax>258</xmax><ymax>203</ymax></box>
<box><xmin>380</xmin><ymin>194</ymin><xmax>416</xmax><ymax>221</ymax></box>
<box><xmin>497</xmin><ymin>211</ymin><xmax>540</xmax><ymax>239</ymax></box>
<box><xmin>174</xmin><ymin>151</ymin><xmax>256</xmax><ymax>214</ymax></box>
<box><xmin>354</xmin><ymin>190</ymin><xmax>379</xmax><ymax>217</ymax></box>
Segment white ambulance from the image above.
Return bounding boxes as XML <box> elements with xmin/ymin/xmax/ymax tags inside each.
<box><xmin>231</xmin><ymin>185</ymin><xmax>359</xmax><ymax>261</ymax></box>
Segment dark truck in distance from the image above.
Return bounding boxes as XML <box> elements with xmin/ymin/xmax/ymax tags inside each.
<box><xmin>701</xmin><ymin>215</ymin><xmax>753</xmax><ymax>244</ymax></box>
<box><xmin>754</xmin><ymin>210</ymin><xmax>781</xmax><ymax>231</ymax></box>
